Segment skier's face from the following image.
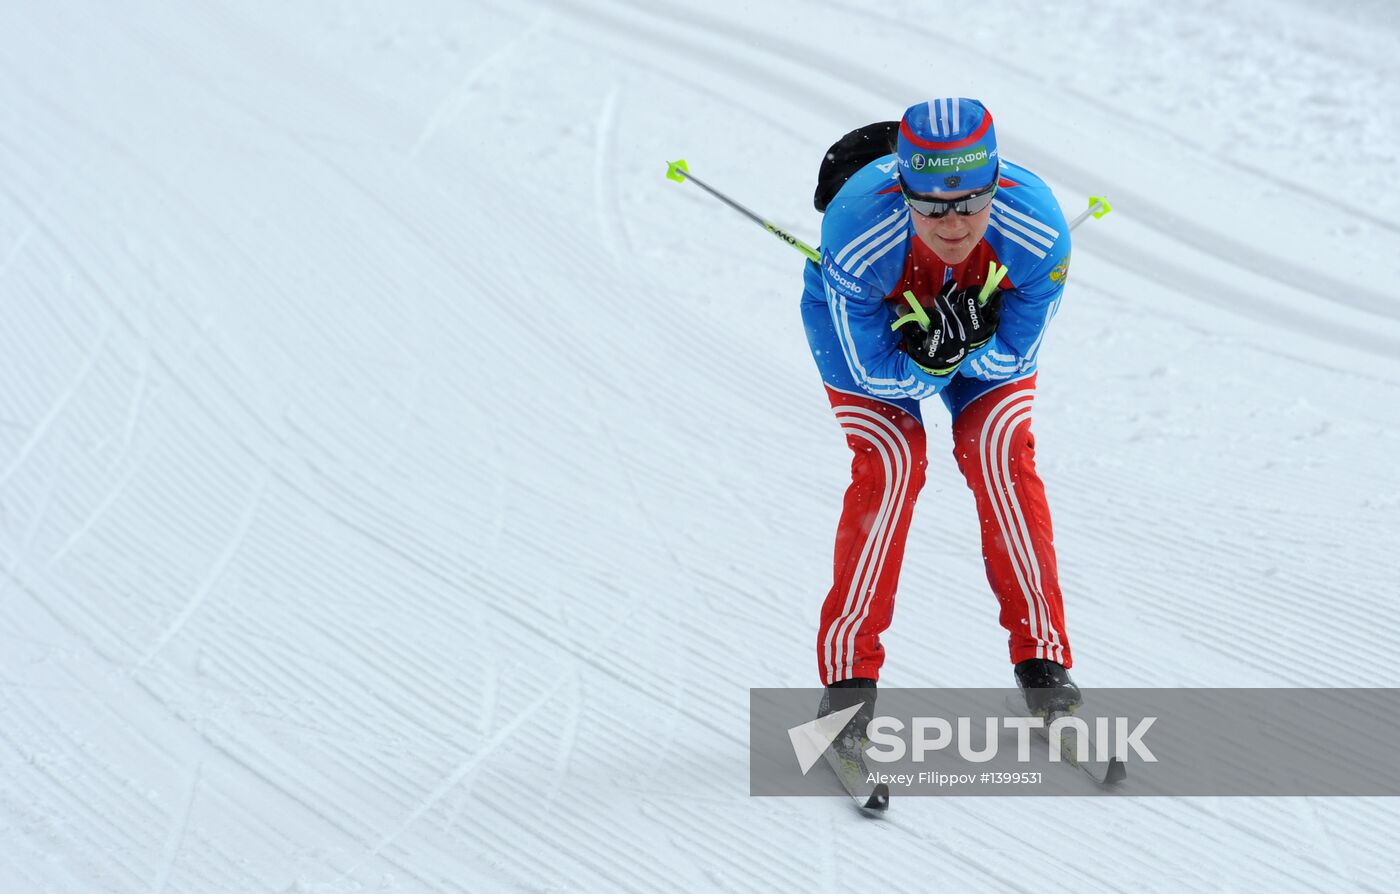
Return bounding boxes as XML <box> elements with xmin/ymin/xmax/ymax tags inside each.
<box><xmin>907</xmin><ymin>187</ymin><xmax>994</xmax><ymax>265</ymax></box>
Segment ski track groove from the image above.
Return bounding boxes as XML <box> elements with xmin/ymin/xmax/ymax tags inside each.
<box><xmin>0</xmin><ymin>219</ymin><xmax>34</xmax><ymax>282</ymax></box>
<box><xmin>44</xmin><ymin>458</ymin><xmax>143</xmax><ymax>567</ymax></box>
<box><xmin>0</xmin><ymin>467</ymin><xmax>58</xmax><ymax>604</ymax></box>
<box><xmin>645</xmin><ymin>801</ymin><xmax>837</xmax><ymax>891</ymax></box>
<box><xmin>15</xmin><ymin>560</ymin><xmax>150</xmax><ymax>665</ymax></box>
<box><xmin>344</xmin><ymin>669</ymin><xmax>572</xmax><ymax>878</ymax></box>
<box><xmin>135</xmin><ymin>473</ymin><xmax>268</xmax><ymax>669</ymax></box>
<box><xmin>409</xmin><ymin>8</ymin><xmax>553</xmax><ymax>158</ymax></box>
<box><xmin>163</xmin><ymin>707</ymin><xmax>478</xmax><ymax>894</ymax></box>
<box><xmin>452</xmin><ymin>781</ymin><xmax>687</xmax><ymax>894</ymax></box>
<box><xmin>873</xmin><ymin>811</ymin><xmax>1041</xmax><ymax>893</ymax></box>
<box><xmin>441</xmin><ymin>664</ymin><xmax>505</xmax><ymax>835</ymax></box>
<box><xmin>117</xmin><ymin>329</ymin><xmax>152</xmax><ymax>455</ymax></box>
<box><xmin>1292</xmin><ymin>799</ymin><xmax>1364</xmax><ymax>892</ymax></box>
<box><xmin>0</xmin><ymin>795</ymin><xmax>94</xmax><ymax>894</ymax></box>
<box><xmin>102</xmin><ymin>456</ymin><xmax>246</xmax><ymax>645</ymax></box>
<box><xmin>593</xmin><ymin>82</ymin><xmax>628</xmax><ymax>262</ymax></box>
<box><xmin>1169</xmin><ymin>798</ymin><xmax>1373</xmax><ymax>889</ymax></box>
<box><xmin>4</xmin><ymin>419</ymin><xmax>487</xmax><ymax>894</ymax></box>
<box><xmin>201</xmin><ymin>630</ymin><xmax>477</xmax><ymax>818</ymax></box>
<box><xmin>222</xmin><ymin>621</ymin><xmax>459</xmax><ymax>765</ymax></box>
<box><xmin>0</xmin><ymin>323</ymin><xmax>112</xmax><ymax>491</ymax></box>
<box><xmin>149</xmin><ymin>760</ymin><xmax>201</xmax><ymax>894</ymax></box>
<box><xmin>8</xmin><ymin>10</ymin><xmax>473</xmax><ymax>487</ymax></box>
<box><xmin>286</xmin><ymin>640</ymin><xmax>469</xmax><ymax>763</ymax></box>
<box><xmin>248</xmin><ymin>460</ymin><xmax>758</xmax><ymax>748</ymax></box>
<box><xmin>319</xmin><ymin>620</ymin><xmax>477</xmax><ymax>740</ymax></box>
<box><xmin>198</xmin><ymin>624</ymin><xmax>363</xmax><ymax>736</ymax></box>
<box><xmin>190</xmin><ymin>534</ymin><xmax>579</xmax><ymax>850</ymax></box>
<box><xmin>1</xmin><ymin>691</ymin><xmax>154</xmax><ymax>890</ymax></box>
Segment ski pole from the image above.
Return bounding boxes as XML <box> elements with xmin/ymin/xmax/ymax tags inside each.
<box><xmin>667</xmin><ymin>158</ymin><xmax>1111</xmax><ymax>265</ymax></box>
<box><xmin>665</xmin><ymin>159</ymin><xmax>820</xmax><ymax>263</ymax></box>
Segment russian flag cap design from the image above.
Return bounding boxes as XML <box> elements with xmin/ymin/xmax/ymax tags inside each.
<box><xmin>897</xmin><ymin>98</ymin><xmax>999</xmax><ymax>193</ymax></box>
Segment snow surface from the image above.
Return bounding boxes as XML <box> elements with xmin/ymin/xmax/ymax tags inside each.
<box><xmin>3</xmin><ymin>0</ymin><xmax>1400</xmax><ymax>891</ymax></box>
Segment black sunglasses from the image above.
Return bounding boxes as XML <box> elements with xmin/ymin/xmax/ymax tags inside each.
<box><xmin>900</xmin><ymin>177</ymin><xmax>998</xmax><ymax>219</ymax></box>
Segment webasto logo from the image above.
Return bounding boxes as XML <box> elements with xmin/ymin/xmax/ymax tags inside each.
<box><xmin>824</xmin><ymin>261</ymin><xmax>863</xmax><ymax>294</ymax></box>
<box><xmin>909</xmin><ymin>145</ymin><xmax>990</xmax><ymax>173</ymax></box>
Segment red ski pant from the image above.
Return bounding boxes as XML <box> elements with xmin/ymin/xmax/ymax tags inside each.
<box><xmin>816</xmin><ymin>375</ymin><xmax>1072</xmax><ymax>684</ymax></box>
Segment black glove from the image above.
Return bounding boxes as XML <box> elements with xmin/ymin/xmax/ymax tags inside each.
<box><xmin>898</xmin><ymin>279</ymin><xmax>1003</xmax><ymax>375</ymax></box>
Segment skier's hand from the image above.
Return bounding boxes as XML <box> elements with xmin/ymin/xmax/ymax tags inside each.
<box><xmin>898</xmin><ymin>279</ymin><xmax>1003</xmax><ymax>375</ymax></box>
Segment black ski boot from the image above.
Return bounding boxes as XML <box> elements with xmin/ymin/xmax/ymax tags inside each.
<box><xmin>817</xmin><ymin>678</ymin><xmax>877</xmax><ymax>735</ymax></box>
<box><xmin>1014</xmin><ymin>659</ymin><xmax>1082</xmax><ymax>716</ymax></box>
<box><xmin>817</xmin><ymin>679</ymin><xmax>887</xmax><ymax>810</ymax></box>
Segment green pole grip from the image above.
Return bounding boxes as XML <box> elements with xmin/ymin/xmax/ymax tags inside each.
<box><xmin>890</xmin><ymin>291</ymin><xmax>931</xmax><ymax>331</ymax></box>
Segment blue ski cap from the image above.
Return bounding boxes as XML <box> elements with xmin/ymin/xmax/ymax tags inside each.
<box><xmin>897</xmin><ymin>98</ymin><xmax>999</xmax><ymax>194</ymax></box>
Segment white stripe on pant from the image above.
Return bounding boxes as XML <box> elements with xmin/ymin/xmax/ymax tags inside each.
<box><xmin>822</xmin><ymin>405</ymin><xmax>912</xmax><ymax>683</ymax></box>
<box><xmin>978</xmin><ymin>390</ymin><xmax>1065</xmax><ymax>663</ymax></box>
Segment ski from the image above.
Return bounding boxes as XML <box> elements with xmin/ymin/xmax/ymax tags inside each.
<box><xmin>822</xmin><ymin>739</ymin><xmax>890</xmax><ymax>813</ymax></box>
<box><xmin>1004</xmin><ymin>695</ymin><xmax>1126</xmax><ymax>785</ymax></box>
<box><xmin>807</xmin><ymin>687</ymin><xmax>890</xmax><ymax>813</ymax></box>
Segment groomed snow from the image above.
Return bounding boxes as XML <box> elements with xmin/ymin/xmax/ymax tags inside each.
<box><xmin>2</xmin><ymin>0</ymin><xmax>1398</xmax><ymax>890</ymax></box>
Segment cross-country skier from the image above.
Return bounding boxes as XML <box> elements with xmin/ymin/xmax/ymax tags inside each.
<box><xmin>803</xmin><ymin>99</ymin><xmax>1080</xmax><ymax>720</ymax></box>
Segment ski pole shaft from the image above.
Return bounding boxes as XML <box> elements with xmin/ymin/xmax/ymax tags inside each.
<box><xmin>665</xmin><ymin>159</ymin><xmax>820</xmax><ymax>263</ymax></box>
<box><xmin>665</xmin><ymin>158</ymin><xmax>1110</xmax><ymax>264</ymax></box>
